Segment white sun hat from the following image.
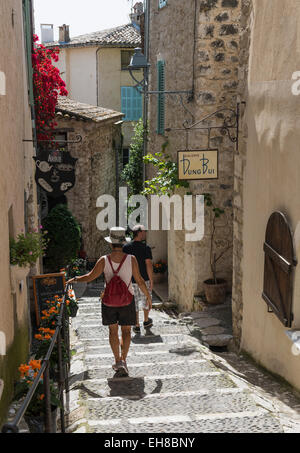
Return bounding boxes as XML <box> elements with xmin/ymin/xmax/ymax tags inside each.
<box><xmin>104</xmin><ymin>227</ymin><xmax>131</xmax><ymax>244</ymax></box>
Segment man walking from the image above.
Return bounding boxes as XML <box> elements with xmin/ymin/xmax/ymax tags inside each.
<box><xmin>123</xmin><ymin>225</ymin><xmax>153</xmax><ymax>334</ymax></box>
<box><xmin>67</xmin><ymin>227</ymin><xmax>152</xmax><ymax>376</ymax></box>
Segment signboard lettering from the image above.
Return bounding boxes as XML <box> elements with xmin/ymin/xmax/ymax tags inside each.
<box><xmin>178</xmin><ymin>149</ymin><xmax>218</xmax><ymax>180</ymax></box>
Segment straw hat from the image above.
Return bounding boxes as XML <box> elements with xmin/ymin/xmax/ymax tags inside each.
<box><xmin>104</xmin><ymin>227</ymin><xmax>131</xmax><ymax>244</ymax></box>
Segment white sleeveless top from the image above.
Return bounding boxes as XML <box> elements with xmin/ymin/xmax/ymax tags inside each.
<box><xmin>103</xmin><ymin>254</ymin><xmax>134</xmax><ymax>295</ymax></box>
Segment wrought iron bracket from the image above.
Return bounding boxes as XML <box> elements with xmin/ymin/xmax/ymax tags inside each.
<box><xmin>165</xmin><ymin>103</ymin><xmax>245</xmax><ymax>152</ymax></box>
<box><xmin>23</xmin><ymin>134</ymin><xmax>83</xmax><ymax>144</ymax></box>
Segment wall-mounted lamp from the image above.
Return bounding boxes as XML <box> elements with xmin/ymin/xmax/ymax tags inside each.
<box><xmin>128</xmin><ymin>47</ymin><xmax>193</xmax><ymax>100</ymax></box>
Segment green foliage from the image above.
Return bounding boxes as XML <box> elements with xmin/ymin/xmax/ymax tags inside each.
<box><xmin>142</xmin><ymin>141</ymin><xmax>189</xmax><ymax>196</ymax></box>
<box><xmin>42</xmin><ymin>204</ymin><xmax>81</xmax><ymax>272</ymax></box>
<box><xmin>10</xmin><ymin>229</ymin><xmax>48</xmax><ymax>267</ymax></box>
<box><xmin>203</xmin><ymin>193</ymin><xmax>231</xmax><ymax>283</ymax></box>
<box><xmin>121</xmin><ymin>119</ymin><xmax>145</xmax><ymax>196</ymax></box>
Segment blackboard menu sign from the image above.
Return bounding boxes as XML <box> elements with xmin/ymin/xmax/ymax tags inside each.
<box><xmin>32</xmin><ymin>273</ymin><xmax>66</xmax><ymax>326</ymax></box>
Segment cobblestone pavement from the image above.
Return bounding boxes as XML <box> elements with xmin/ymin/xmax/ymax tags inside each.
<box><xmin>64</xmin><ymin>283</ymin><xmax>300</xmax><ymax>434</ymax></box>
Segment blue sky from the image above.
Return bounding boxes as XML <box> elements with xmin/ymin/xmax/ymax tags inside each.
<box><xmin>33</xmin><ymin>0</ymin><xmax>134</xmax><ymax>41</ymax></box>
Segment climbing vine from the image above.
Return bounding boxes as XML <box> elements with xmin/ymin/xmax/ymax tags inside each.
<box><xmin>32</xmin><ymin>34</ymin><xmax>68</xmax><ymax>141</ymax></box>
<box><xmin>142</xmin><ymin>141</ymin><xmax>190</xmax><ymax>196</ymax></box>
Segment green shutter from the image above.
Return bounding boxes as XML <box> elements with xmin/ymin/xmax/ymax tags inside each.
<box><xmin>157</xmin><ymin>60</ymin><xmax>165</xmax><ymax>135</ymax></box>
<box><xmin>22</xmin><ymin>0</ymin><xmax>34</xmax><ymax>106</ymax></box>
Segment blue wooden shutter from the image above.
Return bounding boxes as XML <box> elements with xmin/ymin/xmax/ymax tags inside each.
<box><xmin>157</xmin><ymin>60</ymin><xmax>165</xmax><ymax>135</ymax></box>
<box><xmin>121</xmin><ymin>87</ymin><xmax>142</xmax><ymax>121</ymax></box>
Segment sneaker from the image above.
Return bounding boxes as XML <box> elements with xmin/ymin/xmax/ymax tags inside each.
<box><xmin>117</xmin><ymin>360</ymin><xmax>129</xmax><ymax>377</ymax></box>
<box><xmin>143</xmin><ymin>318</ymin><xmax>153</xmax><ymax>329</ymax></box>
<box><xmin>133</xmin><ymin>326</ymin><xmax>141</xmax><ymax>334</ymax></box>
<box><xmin>112</xmin><ymin>361</ymin><xmax>122</xmax><ymax>372</ymax></box>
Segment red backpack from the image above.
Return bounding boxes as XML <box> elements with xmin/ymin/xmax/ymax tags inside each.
<box><xmin>102</xmin><ymin>255</ymin><xmax>133</xmax><ymax>307</ymax></box>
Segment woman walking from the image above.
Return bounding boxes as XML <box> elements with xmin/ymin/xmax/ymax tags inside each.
<box><xmin>67</xmin><ymin>227</ymin><xmax>152</xmax><ymax>376</ymax></box>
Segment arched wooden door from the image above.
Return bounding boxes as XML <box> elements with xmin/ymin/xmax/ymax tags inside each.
<box><xmin>262</xmin><ymin>212</ymin><xmax>297</xmax><ymax>327</ymax></box>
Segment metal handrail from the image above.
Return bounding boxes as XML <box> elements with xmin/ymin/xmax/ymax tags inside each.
<box><xmin>2</xmin><ymin>283</ymin><xmax>71</xmax><ymax>433</ymax></box>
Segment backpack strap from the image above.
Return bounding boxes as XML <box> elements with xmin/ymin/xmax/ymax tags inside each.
<box><xmin>107</xmin><ymin>255</ymin><xmax>127</xmax><ymax>275</ymax></box>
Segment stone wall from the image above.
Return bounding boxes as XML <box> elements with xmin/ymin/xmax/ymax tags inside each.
<box><xmin>147</xmin><ymin>0</ymin><xmax>241</xmax><ymax>311</ymax></box>
<box><xmin>54</xmin><ymin>116</ymin><xmax>122</xmax><ymax>261</ymax></box>
<box><xmin>0</xmin><ymin>0</ymin><xmax>40</xmax><ymax>425</ymax></box>
<box><xmin>232</xmin><ymin>0</ymin><xmax>252</xmax><ymax>348</ymax></box>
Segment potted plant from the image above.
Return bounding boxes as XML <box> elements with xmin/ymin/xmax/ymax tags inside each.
<box><xmin>14</xmin><ymin>360</ymin><xmax>61</xmax><ymax>433</ymax></box>
<box><xmin>66</xmin><ymin>288</ymin><xmax>79</xmax><ymax>318</ymax></box>
<box><xmin>153</xmin><ymin>260</ymin><xmax>168</xmax><ymax>284</ymax></box>
<box><xmin>42</xmin><ymin>204</ymin><xmax>81</xmax><ymax>272</ymax></box>
<box><xmin>34</xmin><ymin>321</ymin><xmax>68</xmax><ymax>371</ymax></box>
<box><xmin>202</xmin><ymin>193</ymin><xmax>232</xmax><ymax>304</ymax></box>
<box><xmin>66</xmin><ymin>258</ymin><xmax>87</xmax><ymax>298</ymax></box>
<box><xmin>9</xmin><ymin>227</ymin><xmax>48</xmax><ymax>292</ymax></box>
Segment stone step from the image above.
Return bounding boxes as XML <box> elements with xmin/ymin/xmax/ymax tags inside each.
<box><xmin>82</xmin><ymin>340</ymin><xmax>200</xmax><ymax>354</ymax></box>
<box><xmin>75</xmin><ymin>324</ymin><xmax>190</xmax><ymax>339</ymax></box>
<box><xmin>74</xmin><ymin>333</ymin><xmax>201</xmax><ymax>347</ymax></box>
<box><xmin>83</xmin><ymin>389</ymin><xmax>258</xmax><ymax>422</ymax></box>
<box><xmin>72</xmin><ymin>371</ymin><xmax>236</xmax><ymax>399</ymax></box>
<box><xmin>87</xmin><ymin>412</ymin><xmax>282</xmax><ymax>433</ymax></box>
<box><xmin>84</xmin><ymin>349</ymin><xmax>203</xmax><ymax>366</ymax></box>
<box><xmin>72</xmin><ymin>359</ymin><xmax>218</xmax><ymax>381</ymax></box>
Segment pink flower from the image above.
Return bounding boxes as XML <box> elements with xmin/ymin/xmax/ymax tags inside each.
<box><xmin>39</xmin><ymin>225</ymin><xmax>43</xmax><ymax>229</ymax></box>
<box><xmin>29</xmin><ymin>251</ymin><xmax>33</xmax><ymax>256</ymax></box>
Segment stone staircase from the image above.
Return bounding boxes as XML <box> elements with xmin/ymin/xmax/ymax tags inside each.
<box><xmin>63</xmin><ymin>283</ymin><xmax>299</xmax><ymax>433</ymax></box>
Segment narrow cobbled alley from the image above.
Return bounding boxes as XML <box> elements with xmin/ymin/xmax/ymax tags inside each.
<box><xmin>64</xmin><ymin>282</ymin><xmax>300</xmax><ymax>434</ymax></box>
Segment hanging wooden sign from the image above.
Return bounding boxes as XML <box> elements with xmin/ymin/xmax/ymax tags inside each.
<box><xmin>32</xmin><ymin>273</ymin><xmax>66</xmax><ymax>326</ymax></box>
<box><xmin>33</xmin><ymin>149</ymin><xmax>77</xmax><ymax>198</ymax></box>
<box><xmin>177</xmin><ymin>149</ymin><xmax>218</xmax><ymax>180</ymax></box>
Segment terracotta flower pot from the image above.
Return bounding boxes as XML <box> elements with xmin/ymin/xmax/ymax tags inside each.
<box><xmin>203</xmin><ymin>278</ymin><xmax>227</xmax><ymax>305</ymax></box>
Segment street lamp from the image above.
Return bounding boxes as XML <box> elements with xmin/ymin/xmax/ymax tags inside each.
<box><xmin>128</xmin><ymin>48</ymin><xmax>150</xmax><ymax>91</ymax></box>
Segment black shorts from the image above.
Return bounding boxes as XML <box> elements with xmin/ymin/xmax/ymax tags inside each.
<box><xmin>101</xmin><ymin>297</ymin><xmax>136</xmax><ymax>326</ymax></box>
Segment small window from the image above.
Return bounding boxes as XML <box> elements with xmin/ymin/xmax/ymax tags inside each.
<box><xmin>159</xmin><ymin>0</ymin><xmax>167</xmax><ymax>9</ymax></box>
<box><xmin>121</xmin><ymin>50</ymin><xmax>134</xmax><ymax>70</ymax></box>
<box><xmin>122</xmin><ymin>148</ymin><xmax>130</xmax><ymax>168</ymax></box>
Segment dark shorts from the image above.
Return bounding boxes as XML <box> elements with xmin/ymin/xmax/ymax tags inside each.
<box><xmin>101</xmin><ymin>297</ymin><xmax>136</xmax><ymax>326</ymax></box>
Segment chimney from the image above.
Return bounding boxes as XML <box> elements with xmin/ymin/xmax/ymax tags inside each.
<box><xmin>130</xmin><ymin>2</ymin><xmax>144</xmax><ymax>27</ymax></box>
<box><xmin>59</xmin><ymin>24</ymin><xmax>70</xmax><ymax>43</ymax></box>
<box><xmin>40</xmin><ymin>24</ymin><xmax>54</xmax><ymax>43</ymax></box>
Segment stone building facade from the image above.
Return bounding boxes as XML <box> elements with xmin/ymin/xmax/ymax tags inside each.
<box><xmin>232</xmin><ymin>0</ymin><xmax>300</xmax><ymax>391</ymax></box>
<box><xmin>147</xmin><ymin>0</ymin><xmax>241</xmax><ymax>311</ymax></box>
<box><xmin>0</xmin><ymin>0</ymin><xmax>40</xmax><ymax>425</ymax></box>
<box><xmin>54</xmin><ymin>97</ymin><xmax>123</xmax><ymax>261</ymax></box>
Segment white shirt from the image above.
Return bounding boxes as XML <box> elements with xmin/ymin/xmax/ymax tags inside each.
<box><xmin>103</xmin><ymin>254</ymin><xmax>134</xmax><ymax>295</ymax></box>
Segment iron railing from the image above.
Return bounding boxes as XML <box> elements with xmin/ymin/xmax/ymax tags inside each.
<box><xmin>2</xmin><ymin>283</ymin><xmax>71</xmax><ymax>433</ymax></box>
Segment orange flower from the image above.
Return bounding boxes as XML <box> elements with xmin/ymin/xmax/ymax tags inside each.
<box><xmin>19</xmin><ymin>364</ymin><xmax>30</xmax><ymax>377</ymax></box>
<box><xmin>29</xmin><ymin>359</ymin><xmax>41</xmax><ymax>370</ymax></box>
<box><xmin>39</xmin><ymin>394</ymin><xmax>45</xmax><ymax>400</ymax></box>
<box><xmin>44</xmin><ymin>334</ymin><xmax>51</xmax><ymax>340</ymax></box>
<box><xmin>34</xmin><ymin>334</ymin><xmax>43</xmax><ymax>340</ymax></box>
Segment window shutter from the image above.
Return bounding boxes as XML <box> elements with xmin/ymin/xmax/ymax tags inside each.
<box><xmin>121</xmin><ymin>86</ymin><xmax>142</xmax><ymax>121</ymax></box>
<box><xmin>262</xmin><ymin>211</ymin><xmax>298</xmax><ymax>327</ymax></box>
<box><xmin>157</xmin><ymin>60</ymin><xmax>165</xmax><ymax>135</ymax></box>
<box><xmin>22</xmin><ymin>0</ymin><xmax>34</xmax><ymax>106</ymax></box>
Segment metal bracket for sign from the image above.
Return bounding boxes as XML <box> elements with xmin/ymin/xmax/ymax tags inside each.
<box><xmin>166</xmin><ymin>103</ymin><xmax>245</xmax><ymax>152</ymax></box>
<box><xmin>23</xmin><ymin>134</ymin><xmax>83</xmax><ymax>144</ymax></box>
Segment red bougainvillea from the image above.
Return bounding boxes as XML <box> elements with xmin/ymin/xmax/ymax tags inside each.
<box><xmin>32</xmin><ymin>34</ymin><xmax>68</xmax><ymax>141</ymax></box>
